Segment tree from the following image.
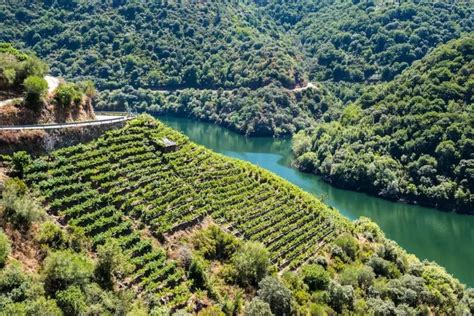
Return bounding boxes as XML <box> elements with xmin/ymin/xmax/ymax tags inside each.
<box><xmin>300</xmin><ymin>264</ymin><xmax>330</xmax><ymax>291</ymax></box>
<box><xmin>257</xmin><ymin>276</ymin><xmax>292</xmax><ymax>316</ymax></box>
<box><xmin>55</xmin><ymin>83</ymin><xmax>83</xmax><ymax>107</ymax></box>
<box><xmin>244</xmin><ymin>298</ymin><xmax>273</xmax><ymax>316</ymax></box>
<box><xmin>42</xmin><ymin>250</ymin><xmax>94</xmax><ymax>294</ymax></box>
<box><xmin>328</xmin><ymin>282</ymin><xmax>354</xmax><ymax>313</ymax></box>
<box><xmin>95</xmin><ymin>240</ymin><xmax>134</xmax><ymax>289</ymax></box>
<box><xmin>231</xmin><ymin>241</ymin><xmax>270</xmax><ymax>287</ymax></box>
<box><xmin>23</xmin><ymin>75</ymin><xmax>48</xmax><ymax>105</ymax></box>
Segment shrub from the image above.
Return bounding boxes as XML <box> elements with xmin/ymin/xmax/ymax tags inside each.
<box><xmin>6</xmin><ymin>151</ymin><xmax>32</xmax><ymax>179</ymax></box>
<box><xmin>23</xmin><ymin>75</ymin><xmax>48</xmax><ymax>105</ymax></box>
<box><xmin>231</xmin><ymin>241</ymin><xmax>270</xmax><ymax>287</ymax></box>
<box><xmin>193</xmin><ymin>225</ymin><xmax>240</xmax><ymax>261</ymax></box>
<box><xmin>37</xmin><ymin>221</ymin><xmax>66</xmax><ymax>250</ymax></box>
<box><xmin>257</xmin><ymin>276</ymin><xmax>292</xmax><ymax>316</ymax></box>
<box><xmin>55</xmin><ymin>83</ymin><xmax>83</xmax><ymax>107</ymax></box>
<box><xmin>0</xmin><ymin>230</ymin><xmax>11</xmax><ymax>267</ymax></box>
<box><xmin>56</xmin><ymin>285</ymin><xmax>87</xmax><ymax>315</ymax></box>
<box><xmin>95</xmin><ymin>240</ymin><xmax>133</xmax><ymax>289</ymax></box>
<box><xmin>328</xmin><ymin>281</ymin><xmax>354</xmax><ymax>313</ymax></box>
<box><xmin>0</xmin><ymin>262</ymin><xmax>31</xmax><ymax>301</ymax></box>
<box><xmin>26</xmin><ymin>297</ymin><xmax>62</xmax><ymax>316</ymax></box>
<box><xmin>42</xmin><ymin>250</ymin><xmax>94</xmax><ymax>294</ymax></box>
<box><xmin>301</xmin><ymin>264</ymin><xmax>330</xmax><ymax>291</ymax></box>
<box><xmin>244</xmin><ymin>298</ymin><xmax>273</xmax><ymax>316</ymax></box>
<box><xmin>0</xmin><ymin>178</ymin><xmax>44</xmax><ymax>229</ymax></box>
<box><xmin>334</xmin><ymin>235</ymin><xmax>359</xmax><ymax>261</ymax></box>
<box><xmin>187</xmin><ymin>256</ymin><xmax>208</xmax><ymax>291</ymax></box>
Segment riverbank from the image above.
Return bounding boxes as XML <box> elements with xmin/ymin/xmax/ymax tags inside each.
<box><xmin>156</xmin><ymin>114</ymin><xmax>474</xmax><ymax>287</ymax></box>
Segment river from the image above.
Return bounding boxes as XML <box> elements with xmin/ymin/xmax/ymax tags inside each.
<box><xmin>156</xmin><ymin>115</ymin><xmax>474</xmax><ymax>287</ymax></box>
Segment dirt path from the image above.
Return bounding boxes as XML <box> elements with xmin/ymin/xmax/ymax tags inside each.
<box><xmin>152</xmin><ymin>82</ymin><xmax>318</xmax><ymax>94</ymax></box>
<box><xmin>0</xmin><ymin>75</ymin><xmax>60</xmax><ymax>107</ymax></box>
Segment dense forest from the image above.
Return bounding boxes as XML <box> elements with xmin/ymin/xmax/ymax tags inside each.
<box><xmin>1</xmin><ymin>1</ymin><xmax>472</xmax><ymax>135</ymax></box>
<box><xmin>0</xmin><ymin>116</ymin><xmax>472</xmax><ymax>315</ymax></box>
<box><xmin>293</xmin><ymin>36</ymin><xmax>474</xmax><ymax>213</ymax></box>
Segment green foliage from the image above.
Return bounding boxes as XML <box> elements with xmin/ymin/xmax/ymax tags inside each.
<box><xmin>293</xmin><ymin>36</ymin><xmax>474</xmax><ymax>212</ymax></box>
<box><xmin>244</xmin><ymin>298</ymin><xmax>273</xmax><ymax>316</ymax></box>
<box><xmin>95</xmin><ymin>240</ymin><xmax>134</xmax><ymax>290</ymax></box>
<box><xmin>8</xmin><ymin>151</ymin><xmax>32</xmax><ymax>179</ymax></box>
<box><xmin>231</xmin><ymin>242</ymin><xmax>270</xmax><ymax>287</ymax></box>
<box><xmin>186</xmin><ymin>256</ymin><xmax>208</xmax><ymax>291</ymax></box>
<box><xmin>25</xmin><ymin>297</ymin><xmax>62</xmax><ymax>316</ymax></box>
<box><xmin>193</xmin><ymin>225</ymin><xmax>240</xmax><ymax>261</ymax></box>
<box><xmin>37</xmin><ymin>221</ymin><xmax>66</xmax><ymax>250</ymax></box>
<box><xmin>334</xmin><ymin>234</ymin><xmax>359</xmax><ymax>262</ymax></box>
<box><xmin>301</xmin><ymin>264</ymin><xmax>330</xmax><ymax>292</ymax></box>
<box><xmin>23</xmin><ymin>75</ymin><xmax>48</xmax><ymax>105</ymax></box>
<box><xmin>0</xmin><ymin>178</ymin><xmax>44</xmax><ymax>229</ymax></box>
<box><xmin>0</xmin><ymin>44</ymin><xmax>47</xmax><ymax>91</ymax></box>
<box><xmin>54</xmin><ymin>83</ymin><xmax>83</xmax><ymax>107</ymax></box>
<box><xmin>42</xmin><ymin>250</ymin><xmax>94</xmax><ymax>294</ymax></box>
<box><xmin>327</xmin><ymin>281</ymin><xmax>354</xmax><ymax>313</ymax></box>
<box><xmin>56</xmin><ymin>285</ymin><xmax>87</xmax><ymax>315</ymax></box>
<box><xmin>0</xmin><ymin>230</ymin><xmax>11</xmax><ymax>267</ymax></box>
<box><xmin>257</xmin><ymin>276</ymin><xmax>292</xmax><ymax>316</ymax></box>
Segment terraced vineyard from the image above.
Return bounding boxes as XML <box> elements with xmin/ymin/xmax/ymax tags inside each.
<box><xmin>24</xmin><ymin>115</ymin><xmax>349</xmax><ymax>306</ymax></box>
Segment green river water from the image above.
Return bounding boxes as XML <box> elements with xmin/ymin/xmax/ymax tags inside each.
<box><xmin>156</xmin><ymin>115</ymin><xmax>474</xmax><ymax>287</ymax></box>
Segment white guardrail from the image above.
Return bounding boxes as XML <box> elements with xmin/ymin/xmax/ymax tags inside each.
<box><xmin>0</xmin><ymin>116</ymin><xmax>132</xmax><ymax>131</ymax></box>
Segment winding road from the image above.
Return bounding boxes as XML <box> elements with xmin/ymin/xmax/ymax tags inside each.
<box><xmin>0</xmin><ymin>115</ymin><xmax>131</xmax><ymax>131</ymax></box>
<box><xmin>153</xmin><ymin>81</ymin><xmax>318</xmax><ymax>94</ymax></box>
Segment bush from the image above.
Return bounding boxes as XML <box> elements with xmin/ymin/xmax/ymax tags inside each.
<box><xmin>244</xmin><ymin>298</ymin><xmax>273</xmax><ymax>316</ymax></box>
<box><xmin>56</xmin><ymin>285</ymin><xmax>87</xmax><ymax>315</ymax></box>
<box><xmin>95</xmin><ymin>240</ymin><xmax>133</xmax><ymax>290</ymax></box>
<box><xmin>0</xmin><ymin>230</ymin><xmax>11</xmax><ymax>267</ymax></box>
<box><xmin>301</xmin><ymin>264</ymin><xmax>330</xmax><ymax>291</ymax></box>
<box><xmin>42</xmin><ymin>250</ymin><xmax>94</xmax><ymax>294</ymax></box>
<box><xmin>0</xmin><ymin>262</ymin><xmax>31</xmax><ymax>301</ymax></box>
<box><xmin>193</xmin><ymin>225</ymin><xmax>240</xmax><ymax>261</ymax></box>
<box><xmin>7</xmin><ymin>151</ymin><xmax>32</xmax><ymax>179</ymax></box>
<box><xmin>339</xmin><ymin>265</ymin><xmax>375</xmax><ymax>289</ymax></box>
<box><xmin>231</xmin><ymin>241</ymin><xmax>270</xmax><ymax>287</ymax></box>
<box><xmin>37</xmin><ymin>221</ymin><xmax>66</xmax><ymax>250</ymax></box>
<box><xmin>26</xmin><ymin>297</ymin><xmax>62</xmax><ymax>316</ymax></box>
<box><xmin>334</xmin><ymin>235</ymin><xmax>359</xmax><ymax>261</ymax></box>
<box><xmin>257</xmin><ymin>276</ymin><xmax>292</xmax><ymax>315</ymax></box>
<box><xmin>328</xmin><ymin>282</ymin><xmax>354</xmax><ymax>313</ymax></box>
<box><xmin>187</xmin><ymin>256</ymin><xmax>208</xmax><ymax>291</ymax></box>
<box><xmin>23</xmin><ymin>75</ymin><xmax>48</xmax><ymax>105</ymax></box>
<box><xmin>55</xmin><ymin>83</ymin><xmax>83</xmax><ymax>107</ymax></box>
<box><xmin>0</xmin><ymin>178</ymin><xmax>44</xmax><ymax>229</ymax></box>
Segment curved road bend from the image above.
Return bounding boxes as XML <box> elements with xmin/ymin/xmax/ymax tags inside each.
<box><xmin>0</xmin><ymin>115</ymin><xmax>131</xmax><ymax>131</ymax></box>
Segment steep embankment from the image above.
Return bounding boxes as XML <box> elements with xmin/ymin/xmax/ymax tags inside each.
<box><xmin>0</xmin><ymin>44</ymin><xmax>95</xmax><ymax>126</ymax></box>
<box><xmin>12</xmin><ymin>115</ymin><xmax>471</xmax><ymax>314</ymax></box>
<box><xmin>293</xmin><ymin>36</ymin><xmax>474</xmax><ymax>213</ymax></box>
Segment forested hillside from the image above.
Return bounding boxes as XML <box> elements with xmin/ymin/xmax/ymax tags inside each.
<box><xmin>1</xmin><ymin>1</ymin><xmax>472</xmax><ymax>135</ymax></box>
<box><xmin>1</xmin><ymin>115</ymin><xmax>472</xmax><ymax>314</ymax></box>
<box><xmin>0</xmin><ymin>1</ymin><xmax>302</xmax><ymax>90</ymax></box>
<box><xmin>291</xmin><ymin>1</ymin><xmax>473</xmax><ymax>83</ymax></box>
<box><xmin>293</xmin><ymin>36</ymin><xmax>474</xmax><ymax>213</ymax></box>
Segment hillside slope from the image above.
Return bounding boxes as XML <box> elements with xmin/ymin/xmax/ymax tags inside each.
<box><xmin>0</xmin><ymin>44</ymin><xmax>95</xmax><ymax>125</ymax></box>
<box><xmin>2</xmin><ymin>1</ymin><xmax>472</xmax><ymax>135</ymax></box>
<box><xmin>293</xmin><ymin>36</ymin><xmax>473</xmax><ymax>213</ymax></box>
<box><xmin>0</xmin><ymin>1</ymin><xmax>303</xmax><ymax>91</ymax></box>
<box><xmin>0</xmin><ymin>115</ymin><xmax>468</xmax><ymax>314</ymax></box>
